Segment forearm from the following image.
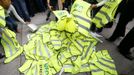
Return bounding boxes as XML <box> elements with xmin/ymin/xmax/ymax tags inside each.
<box><xmin>96</xmin><ymin>0</ymin><xmax>107</xmax><ymax>7</ymax></box>
<box><xmin>10</xmin><ymin>5</ymin><xmax>26</xmax><ymax>24</ymax></box>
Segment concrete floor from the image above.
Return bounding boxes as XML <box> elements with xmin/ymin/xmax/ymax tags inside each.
<box><xmin>0</xmin><ymin>11</ymin><xmax>134</xmax><ymax>75</ymax></box>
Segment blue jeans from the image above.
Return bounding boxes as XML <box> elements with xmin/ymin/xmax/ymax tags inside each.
<box><xmin>12</xmin><ymin>0</ymin><xmax>31</xmax><ymax>22</ymax></box>
<box><xmin>6</xmin><ymin>16</ymin><xmax>17</xmax><ymax>32</ymax></box>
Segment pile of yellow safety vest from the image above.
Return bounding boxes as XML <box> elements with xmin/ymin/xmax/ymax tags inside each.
<box><xmin>0</xmin><ymin>0</ymin><xmax>122</xmax><ymax>75</ymax></box>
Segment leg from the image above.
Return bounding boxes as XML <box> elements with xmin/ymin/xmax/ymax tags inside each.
<box><xmin>25</xmin><ymin>0</ymin><xmax>35</xmax><ymax>17</ymax></box>
<box><xmin>34</xmin><ymin>0</ymin><xmax>46</xmax><ymax>12</ymax></box>
<box><xmin>46</xmin><ymin>10</ymin><xmax>51</xmax><ymax>21</ymax></box>
<box><xmin>15</xmin><ymin>0</ymin><xmax>31</xmax><ymax>22</ymax></box>
<box><xmin>118</xmin><ymin>27</ymin><xmax>134</xmax><ymax>54</ymax></box>
<box><xmin>6</xmin><ymin>17</ymin><xmax>15</xmax><ymax>31</ymax></box>
<box><xmin>108</xmin><ymin>12</ymin><xmax>133</xmax><ymax>41</ymax></box>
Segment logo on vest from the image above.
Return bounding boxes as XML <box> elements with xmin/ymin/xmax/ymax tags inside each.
<box><xmin>39</xmin><ymin>63</ymin><xmax>49</xmax><ymax>75</ymax></box>
<box><xmin>73</xmin><ymin>3</ymin><xmax>83</xmax><ymax>12</ymax></box>
<box><xmin>104</xmin><ymin>4</ymin><xmax>111</xmax><ymax>9</ymax></box>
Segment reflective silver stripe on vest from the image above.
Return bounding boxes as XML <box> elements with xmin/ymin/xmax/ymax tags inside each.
<box><xmin>33</xmin><ymin>49</ymin><xmax>36</xmax><ymax>54</ymax></box>
<box><xmin>61</xmin><ymin>38</ymin><xmax>66</xmax><ymax>42</ymax></box>
<box><xmin>81</xmin><ymin>43</ymin><xmax>91</xmax><ymax>60</ymax></box>
<box><xmin>75</xmin><ymin>40</ymin><xmax>83</xmax><ymax>50</ymax></box>
<box><xmin>99</xmin><ymin>10</ymin><xmax>111</xmax><ymax>22</ymax></box>
<box><xmin>68</xmin><ymin>42</ymin><xmax>73</xmax><ymax>55</ymax></box>
<box><xmin>0</xmin><ymin>16</ymin><xmax>5</xmax><ymax>20</ymax></box>
<box><xmin>97</xmin><ymin>61</ymin><xmax>116</xmax><ymax>70</ymax></box>
<box><xmin>71</xmin><ymin>56</ymin><xmax>77</xmax><ymax>61</ymax></box>
<box><xmin>44</xmin><ymin>44</ymin><xmax>51</xmax><ymax>58</ymax></box>
<box><xmin>82</xmin><ymin>43</ymin><xmax>95</xmax><ymax>60</ymax></box>
<box><xmin>94</xmin><ymin>16</ymin><xmax>105</xmax><ymax>26</ymax></box>
<box><xmin>63</xmin><ymin>65</ymin><xmax>73</xmax><ymax>68</ymax></box>
<box><xmin>1</xmin><ymin>38</ymin><xmax>13</xmax><ymax>56</ymax></box>
<box><xmin>90</xmin><ymin>63</ymin><xmax>103</xmax><ymax>72</ymax></box>
<box><xmin>38</xmin><ymin>40</ymin><xmax>42</xmax><ymax>56</ymax></box>
<box><xmin>51</xmin><ymin>40</ymin><xmax>61</xmax><ymax>46</ymax></box>
<box><xmin>92</xmin><ymin>69</ymin><xmax>102</xmax><ymax>72</ymax></box>
<box><xmin>100</xmin><ymin>58</ymin><xmax>114</xmax><ymax>64</ymax></box>
<box><xmin>3</xmin><ymin>31</ymin><xmax>17</xmax><ymax>51</ymax></box>
<box><xmin>74</xmin><ymin>14</ymin><xmax>92</xmax><ymax>24</ymax></box>
<box><xmin>81</xmin><ymin>63</ymin><xmax>90</xmax><ymax>67</ymax></box>
<box><xmin>77</xmin><ymin>22</ymin><xmax>90</xmax><ymax>32</ymax></box>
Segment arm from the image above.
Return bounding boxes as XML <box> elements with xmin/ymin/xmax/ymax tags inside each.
<box><xmin>91</xmin><ymin>0</ymin><xmax>108</xmax><ymax>8</ymax></box>
<box><xmin>96</xmin><ymin>0</ymin><xmax>108</xmax><ymax>7</ymax></box>
<box><xmin>8</xmin><ymin>4</ymin><xmax>26</xmax><ymax>24</ymax></box>
<box><xmin>47</xmin><ymin>0</ymin><xmax>52</xmax><ymax>10</ymax></box>
<box><xmin>58</xmin><ymin>0</ymin><xmax>63</xmax><ymax>10</ymax></box>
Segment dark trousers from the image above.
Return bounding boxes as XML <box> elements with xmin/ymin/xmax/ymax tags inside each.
<box><xmin>118</xmin><ymin>27</ymin><xmax>134</xmax><ymax>54</ymax></box>
<box><xmin>34</xmin><ymin>0</ymin><xmax>46</xmax><ymax>12</ymax></box>
<box><xmin>46</xmin><ymin>4</ymin><xmax>58</xmax><ymax>21</ymax></box>
<box><xmin>110</xmin><ymin>13</ymin><xmax>133</xmax><ymax>40</ymax></box>
<box><xmin>109</xmin><ymin>1</ymin><xmax>134</xmax><ymax>41</ymax></box>
<box><xmin>6</xmin><ymin>16</ymin><xmax>17</xmax><ymax>32</ymax></box>
<box><xmin>12</xmin><ymin>0</ymin><xmax>31</xmax><ymax>22</ymax></box>
<box><xmin>25</xmin><ymin>0</ymin><xmax>35</xmax><ymax>17</ymax></box>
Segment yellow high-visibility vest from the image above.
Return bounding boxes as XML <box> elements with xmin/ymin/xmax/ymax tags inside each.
<box><xmin>71</xmin><ymin>0</ymin><xmax>92</xmax><ymax>37</ymax></box>
<box><xmin>1</xmin><ymin>28</ymin><xmax>22</xmax><ymax>63</ymax></box>
<box><xmin>0</xmin><ymin>5</ymin><xmax>6</xmax><ymax>27</ymax></box>
<box><xmin>90</xmin><ymin>50</ymin><xmax>118</xmax><ymax>75</ymax></box>
<box><xmin>92</xmin><ymin>0</ymin><xmax>122</xmax><ymax>28</ymax></box>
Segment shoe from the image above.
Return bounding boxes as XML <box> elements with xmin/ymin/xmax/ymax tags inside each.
<box><xmin>90</xmin><ymin>23</ymin><xmax>96</xmax><ymax>32</ymax></box>
<box><xmin>96</xmin><ymin>27</ymin><xmax>103</xmax><ymax>33</ymax></box>
<box><xmin>104</xmin><ymin>22</ymin><xmax>113</xmax><ymax>28</ymax></box>
<box><xmin>0</xmin><ymin>53</ymin><xmax>5</xmax><ymax>59</ymax></box>
<box><xmin>46</xmin><ymin>17</ymin><xmax>49</xmax><ymax>21</ymax></box>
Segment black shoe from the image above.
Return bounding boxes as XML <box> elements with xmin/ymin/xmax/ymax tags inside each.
<box><xmin>46</xmin><ymin>17</ymin><xmax>49</xmax><ymax>21</ymax></box>
<box><xmin>104</xmin><ymin>22</ymin><xmax>113</xmax><ymax>28</ymax></box>
<box><xmin>90</xmin><ymin>23</ymin><xmax>96</xmax><ymax>32</ymax></box>
<box><xmin>106</xmin><ymin>38</ymin><xmax>115</xmax><ymax>42</ymax></box>
<box><xmin>96</xmin><ymin>27</ymin><xmax>103</xmax><ymax>33</ymax></box>
<box><xmin>106</xmin><ymin>36</ymin><xmax>118</xmax><ymax>42</ymax></box>
<box><xmin>0</xmin><ymin>53</ymin><xmax>5</xmax><ymax>59</ymax></box>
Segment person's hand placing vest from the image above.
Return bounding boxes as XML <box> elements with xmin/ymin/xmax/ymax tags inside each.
<box><xmin>91</xmin><ymin>4</ymin><xmax>97</xmax><ymax>9</ymax></box>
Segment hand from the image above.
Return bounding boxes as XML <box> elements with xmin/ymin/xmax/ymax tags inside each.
<box><xmin>91</xmin><ymin>4</ymin><xmax>97</xmax><ymax>9</ymax></box>
<box><xmin>48</xmin><ymin>4</ymin><xmax>53</xmax><ymax>10</ymax></box>
<box><xmin>25</xmin><ymin>21</ymin><xmax>30</xmax><ymax>25</ymax></box>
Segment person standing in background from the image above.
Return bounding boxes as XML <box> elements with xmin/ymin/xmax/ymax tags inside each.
<box><xmin>46</xmin><ymin>0</ymin><xmax>63</xmax><ymax>21</ymax></box>
<box><xmin>107</xmin><ymin>0</ymin><xmax>134</xmax><ymax>42</ymax></box>
<box><xmin>0</xmin><ymin>0</ymin><xmax>29</xmax><ymax>32</ymax></box>
<box><xmin>118</xmin><ymin>27</ymin><xmax>134</xmax><ymax>60</ymax></box>
<box><xmin>106</xmin><ymin>0</ymin><xmax>134</xmax><ymax>60</ymax></box>
<box><xmin>11</xmin><ymin>0</ymin><xmax>31</xmax><ymax>22</ymax></box>
<box><xmin>87</xmin><ymin>0</ymin><xmax>108</xmax><ymax>32</ymax></box>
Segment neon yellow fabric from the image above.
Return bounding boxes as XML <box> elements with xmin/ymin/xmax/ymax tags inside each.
<box><xmin>54</xmin><ymin>13</ymin><xmax>77</xmax><ymax>33</ymax></box>
<box><xmin>92</xmin><ymin>0</ymin><xmax>122</xmax><ymax>28</ymax></box>
<box><xmin>90</xmin><ymin>50</ymin><xmax>118</xmax><ymax>75</ymax></box>
<box><xmin>0</xmin><ymin>5</ymin><xmax>6</xmax><ymax>27</ymax></box>
<box><xmin>53</xmin><ymin>10</ymin><xmax>69</xmax><ymax>20</ymax></box>
<box><xmin>71</xmin><ymin>0</ymin><xmax>92</xmax><ymax>37</ymax></box>
<box><xmin>1</xmin><ymin>1</ymin><xmax>118</xmax><ymax>75</ymax></box>
<box><xmin>1</xmin><ymin>28</ymin><xmax>22</xmax><ymax>63</ymax></box>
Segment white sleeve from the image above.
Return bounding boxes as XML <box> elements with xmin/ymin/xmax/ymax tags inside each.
<box><xmin>9</xmin><ymin>5</ymin><xmax>26</xmax><ymax>24</ymax></box>
<box><xmin>96</xmin><ymin>0</ymin><xmax>108</xmax><ymax>7</ymax></box>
